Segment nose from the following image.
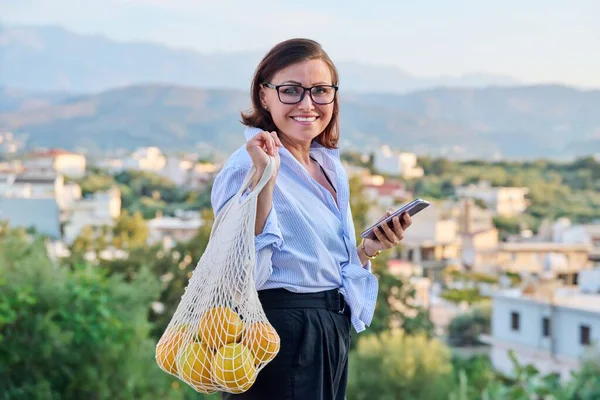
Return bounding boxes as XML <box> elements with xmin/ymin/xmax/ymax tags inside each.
<box><xmin>297</xmin><ymin>89</ymin><xmax>315</xmax><ymax>111</ymax></box>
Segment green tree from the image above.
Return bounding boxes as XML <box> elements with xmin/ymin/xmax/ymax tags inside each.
<box><xmin>0</xmin><ymin>228</ymin><xmax>199</xmax><ymax>399</ymax></box>
<box><xmin>447</xmin><ymin>303</ymin><xmax>491</xmax><ymax>347</ymax></box>
<box><xmin>77</xmin><ymin>174</ymin><xmax>116</xmax><ymax>196</ymax></box>
<box><xmin>99</xmin><ymin>208</ymin><xmax>215</xmax><ymax>339</ymax></box>
<box><xmin>441</xmin><ymin>288</ymin><xmax>488</xmax><ymax>305</ymax></box>
<box><xmin>112</xmin><ymin>210</ymin><xmax>149</xmax><ymax>249</ymax></box>
<box><xmin>71</xmin><ymin>225</ymin><xmax>95</xmax><ymax>254</ymax></box>
<box><xmin>347</xmin><ymin>330</ymin><xmax>455</xmax><ymax>400</ymax></box>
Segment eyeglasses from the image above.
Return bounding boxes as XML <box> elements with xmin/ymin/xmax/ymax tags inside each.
<box><xmin>262</xmin><ymin>83</ymin><xmax>338</xmax><ymax>105</ymax></box>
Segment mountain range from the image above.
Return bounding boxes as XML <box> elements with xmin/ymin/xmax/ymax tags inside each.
<box><xmin>1</xmin><ymin>83</ymin><xmax>599</xmax><ymax>160</ymax></box>
<box><xmin>0</xmin><ymin>24</ymin><xmax>521</xmax><ymax>94</ymax></box>
<box><xmin>1</xmin><ymin>23</ymin><xmax>599</xmax><ymax>160</ymax></box>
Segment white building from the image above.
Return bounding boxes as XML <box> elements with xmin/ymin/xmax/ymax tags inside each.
<box><xmin>0</xmin><ymin>132</ymin><xmax>22</xmax><ymax>154</ymax></box>
<box><xmin>374</xmin><ymin>145</ymin><xmax>424</xmax><ymax>179</ymax></box>
<box><xmin>160</xmin><ymin>156</ymin><xmax>194</xmax><ymax>186</ymax></box>
<box><xmin>147</xmin><ymin>210</ymin><xmax>203</xmax><ymax>245</ymax></box>
<box><xmin>188</xmin><ymin>162</ymin><xmax>219</xmax><ymax>190</ymax></box>
<box><xmin>0</xmin><ymin>173</ymin><xmax>59</xmax><ymax>198</ymax></box>
<box><xmin>551</xmin><ymin>220</ymin><xmax>600</xmax><ymax>264</ymax></box>
<box><xmin>363</xmin><ymin>180</ymin><xmax>412</xmax><ymax>223</ymax></box>
<box><xmin>63</xmin><ymin>187</ymin><xmax>121</xmax><ymax>244</ymax></box>
<box><xmin>456</xmin><ymin>180</ymin><xmax>529</xmax><ymax>216</ymax></box>
<box><xmin>24</xmin><ymin>149</ymin><xmax>86</xmax><ymax>178</ymax></box>
<box><xmin>123</xmin><ymin>147</ymin><xmax>166</xmax><ymax>172</ymax></box>
<box><xmin>0</xmin><ymin>197</ymin><xmax>61</xmax><ymax>237</ymax></box>
<box><xmin>483</xmin><ymin>270</ymin><xmax>600</xmax><ymax>380</ymax></box>
<box><xmin>92</xmin><ymin>158</ymin><xmax>125</xmax><ymax>174</ymax></box>
<box><xmin>396</xmin><ymin>204</ymin><xmax>462</xmax><ymax>273</ymax></box>
<box><xmin>0</xmin><ymin>173</ymin><xmax>82</xmax><ymax>211</ymax></box>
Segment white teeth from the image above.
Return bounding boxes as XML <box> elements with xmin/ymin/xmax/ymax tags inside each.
<box><xmin>292</xmin><ymin>116</ymin><xmax>317</xmax><ymax>122</ymax></box>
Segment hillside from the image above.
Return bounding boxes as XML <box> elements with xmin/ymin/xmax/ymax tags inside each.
<box><xmin>1</xmin><ymin>84</ymin><xmax>599</xmax><ymax>159</ymax></box>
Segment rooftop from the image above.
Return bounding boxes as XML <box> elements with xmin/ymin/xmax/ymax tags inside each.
<box><xmin>148</xmin><ymin>217</ymin><xmax>203</xmax><ymax>230</ymax></box>
<box><xmin>499</xmin><ymin>241</ymin><xmax>592</xmax><ymax>252</ymax></box>
<box><xmin>28</xmin><ymin>148</ymin><xmax>79</xmax><ymax>158</ymax></box>
<box><xmin>495</xmin><ymin>285</ymin><xmax>600</xmax><ymax>314</ymax></box>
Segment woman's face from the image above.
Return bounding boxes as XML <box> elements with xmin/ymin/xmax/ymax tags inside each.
<box><xmin>260</xmin><ymin>59</ymin><xmax>335</xmax><ymax>145</ymax></box>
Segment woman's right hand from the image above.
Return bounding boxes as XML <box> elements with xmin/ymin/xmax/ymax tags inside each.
<box><xmin>246</xmin><ymin>130</ymin><xmax>282</xmax><ymax>183</ymax></box>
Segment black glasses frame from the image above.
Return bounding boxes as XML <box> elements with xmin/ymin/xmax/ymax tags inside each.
<box><xmin>262</xmin><ymin>83</ymin><xmax>339</xmax><ymax>105</ymax></box>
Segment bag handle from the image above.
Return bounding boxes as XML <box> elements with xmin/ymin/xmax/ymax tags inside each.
<box><xmin>235</xmin><ymin>156</ymin><xmax>276</xmax><ymax>205</ymax></box>
<box><xmin>209</xmin><ymin>156</ymin><xmax>276</xmax><ymax>242</ymax></box>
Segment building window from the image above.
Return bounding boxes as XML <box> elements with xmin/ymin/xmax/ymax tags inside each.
<box><xmin>580</xmin><ymin>325</ymin><xmax>591</xmax><ymax>346</ymax></box>
<box><xmin>542</xmin><ymin>317</ymin><xmax>551</xmax><ymax>337</ymax></box>
<box><xmin>511</xmin><ymin>311</ymin><xmax>520</xmax><ymax>331</ymax></box>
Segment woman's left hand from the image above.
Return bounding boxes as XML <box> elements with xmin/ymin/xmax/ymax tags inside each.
<box><xmin>364</xmin><ymin>209</ymin><xmax>412</xmax><ymax>255</ymax></box>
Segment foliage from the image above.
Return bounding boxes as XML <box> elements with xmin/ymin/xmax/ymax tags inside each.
<box><xmin>402</xmin><ymin>155</ymin><xmax>600</xmax><ymax>224</ymax></box>
<box><xmin>78</xmin><ymin>168</ymin><xmax>212</xmax><ymax>219</ymax></box>
<box><xmin>0</xmin><ymin>227</ymin><xmax>201</xmax><ymax>400</ymax></box>
<box><xmin>441</xmin><ymin>288</ymin><xmax>489</xmax><ymax>305</ymax></box>
<box><xmin>77</xmin><ymin>172</ymin><xmax>116</xmax><ymax>196</ymax></box>
<box><xmin>111</xmin><ymin>210</ymin><xmax>149</xmax><ymax>249</ymax></box>
<box><xmin>449</xmin><ymin>350</ymin><xmax>600</xmax><ymax>400</ymax></box>
<box><xmin>115</xmin><ymin>170</ymin><xmax>187</xmax><ymax>203</ymax></box>
<box><xmin>347</xmin><ymin>330</ymin><xmax>455</xmax><ymax>400</ymax></box>
<box><xmin>341</xmin><ymin>151</ymin><xmax>372</xmax><ymax>171</ymax></box>
<box><xmin>446</xmin><ymin>269</ymin><xmax>499</xmax><ymax>285</ymax></box>
<box><xmin>447</xmin><ymin>303</ymin><xmax>492</xmax><ymax>347</ymax></box>
<box><xmin>96</xmin><ymin>208</ymin><xmax>215</xmax><ymax>339</ymax></box>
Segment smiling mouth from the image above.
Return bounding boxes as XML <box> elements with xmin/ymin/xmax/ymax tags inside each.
<box><xmin>291</xmin><ymin>116</ymin><xmax>318</xmax><ymax>122</ymax></box>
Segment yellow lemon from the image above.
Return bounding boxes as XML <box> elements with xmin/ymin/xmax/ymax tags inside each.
<box><xmin>198</xmin><ymin>307</ymin><xmax>244</xmax><ymax>349</ymax></box>
<box><xmin>156</xmin><ymin>325</ymin><xmax>190</xmax><ymax>374</ymax></box>
<box><xmin>241</xmin><ymin>322</ymin><xmax>280</xmax><ymax>365</ymax></box>
<box><xmin>177</xmin><ymin>342</ymin><xmax>216</xmax><ymax>394</ymax></box>
<box><xmin>212</xmin><ymin>343</ymin><xmax>256</xmax><ymax>392</ymax></box>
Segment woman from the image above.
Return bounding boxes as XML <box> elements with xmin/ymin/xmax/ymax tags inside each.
<box><xmin>211</xmin><ymin>38</ymin><xmax>412</xmax><ymax>400</ymax></box>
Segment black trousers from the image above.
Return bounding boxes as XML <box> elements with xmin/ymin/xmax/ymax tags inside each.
<box><xmin>222</xmin><ymin>288</ymin><xmax>351</xmax><ymax>400</ymax></box>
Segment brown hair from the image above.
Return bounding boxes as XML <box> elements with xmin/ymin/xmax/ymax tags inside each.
<box><xmin>241</xmin><ymin>38</ymin><xmax>340</xmax><ymax>149</ymax></box>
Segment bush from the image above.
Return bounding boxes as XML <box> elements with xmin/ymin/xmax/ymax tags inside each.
<box><xmin>0</xmin><ymin>229</ymin><xmax>195</xmax><ymax>399</ymax></box>
<box><xmin>441</xmin><ymin>288</ymin><xmax>488</xmax><ymax>305</ymax></box>
<box><xmin>447</xmin><ymin>303</ymin><xmax>492</xmax><ymax>347</ymax></box>
<box><xmin>347</xmin><ymin>330</ymin><xmax>455</xmax><ymax>400</ymax></box>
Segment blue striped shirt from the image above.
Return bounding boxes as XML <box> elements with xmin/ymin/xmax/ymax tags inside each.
<box><xmin>210</xmin><ymin>126</ymin><xmax>378</xmax><ymax>332</ymax></box>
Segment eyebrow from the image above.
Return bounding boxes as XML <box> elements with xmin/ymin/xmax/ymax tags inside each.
<box><xmin>281</xmin><ymin>80</ymin><xmax>331</xmax><ymax>86</ymax></box>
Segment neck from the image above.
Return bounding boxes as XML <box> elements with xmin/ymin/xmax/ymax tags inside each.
<box><xmin>280</xmin><ymin>134</ymin><xmax>312</xmax><ymax>167</ymax></box>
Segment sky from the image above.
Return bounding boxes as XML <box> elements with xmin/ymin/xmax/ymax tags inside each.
<box><xmin>2</xmin><ymin>0</ymin><xmax>599</xmax><ymax>87</ymax></box>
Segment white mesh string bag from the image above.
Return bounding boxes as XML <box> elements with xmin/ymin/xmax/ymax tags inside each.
<box><xmin>156</xmin><ymin>157</ymin><xmax>280</xmax><ymax>394</ymax></box>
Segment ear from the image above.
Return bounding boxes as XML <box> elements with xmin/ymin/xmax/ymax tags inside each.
<box><xmin>259</xmin><ymin>86</ymin><xmax>267</xmax><ymax>108</ymax></box>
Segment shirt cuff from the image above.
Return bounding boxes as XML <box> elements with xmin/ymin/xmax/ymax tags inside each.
<box><xmin>255</xmin><ymin>206</ymin><xmax>283</xmax><ymax>252</ymax></box>
<box><xmin>362</xmin><ymin>259</ymin><xmax>373</xmax><ymax>273</ymax></box>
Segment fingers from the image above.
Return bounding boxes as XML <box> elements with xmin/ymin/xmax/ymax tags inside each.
<box><xmin>401</xmin><ymin>212</ymin><xmax>412</xmax><ymax>229</ymax></box>
<box><xmin>252</xmin><ymin>131</ymin><xmax>280</xmax><ymax>156</ymax></box>
<box><xmin>373</xmin><ymin>211</ymin><xmax>412</xmax><ymax>249</ymax></box>
<box><xmin>373</xmin><ymin>226</ymin><xmax>393</xmax><ymax>247</ymax></box>
<box><xmin>382</xmin><ymin>216</ymin><xmax>403</xmax><ymax>243</ymax></box>
<box><xmin>270</xmin><ymin>131</ymin><xmax>282</xmax><ymax>147</ymax></box>
<box><xmin>266</xmin><ymin>131</ymin><xmax>281</xmax><ymax>156</ymax></box>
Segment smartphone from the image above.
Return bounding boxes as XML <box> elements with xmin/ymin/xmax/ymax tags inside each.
<box><xmin>360</xmin><ymin>198</ymin><xmax>430</xmax><ymax>240</ymax></box>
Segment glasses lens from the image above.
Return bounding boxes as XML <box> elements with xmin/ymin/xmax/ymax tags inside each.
<box><xmin>310</xmin><ymin>86</ymin><xmax>336</xmax><ymax>104</ymax></box>
<box><xmin>277</xmin><ymin>85</ymin><xmax>304</xmax><ymax>104</ymax></box>
<box><xmin>276</xmin><ymin>85</ymin><xmax>336</xmax><ymax>104</ymax></box>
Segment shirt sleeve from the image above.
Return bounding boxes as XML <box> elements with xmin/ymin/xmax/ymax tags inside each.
<box><xmin>345</xmin><ymin>201</ymin><xmax>373</xmax><ymax>273</ymax></box>
<box><xmin>211</xmin><ymin>166</ymin><xmax>283</xmax><ymax>287</ymax></box>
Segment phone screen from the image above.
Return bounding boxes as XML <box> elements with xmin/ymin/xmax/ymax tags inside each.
<box><xmin>360</xmin><ymin>198</ymin><xmax>430</xmax><ymax>240</ymax></box>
